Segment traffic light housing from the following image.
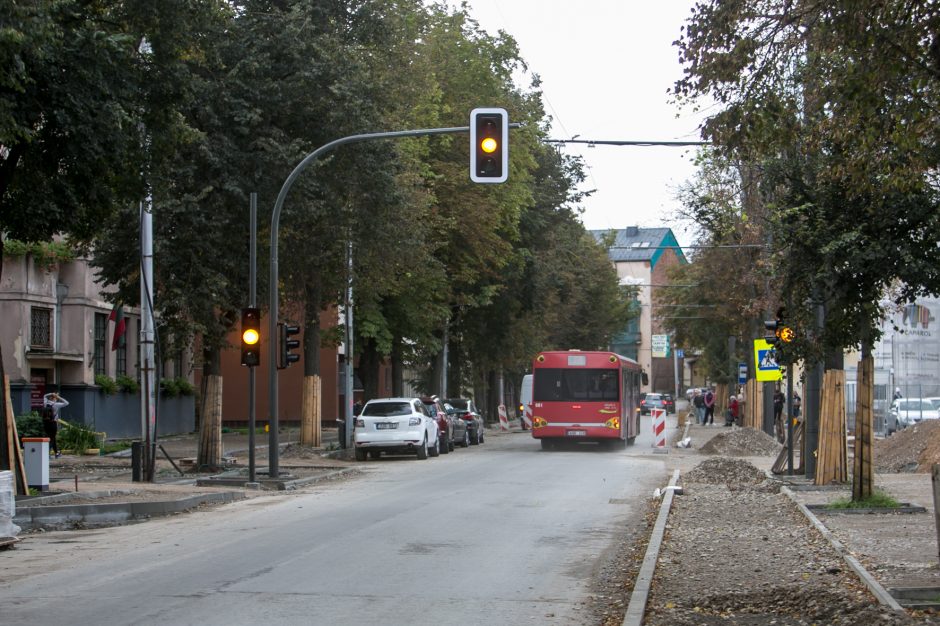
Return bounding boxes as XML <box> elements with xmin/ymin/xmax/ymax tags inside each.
<box><xmin>240</xmin><ymin>307</ymin><xmax>261</xmax><ymax>367</ymax></box>
<box><xmin>278</xmin><ymin>322</ymin><xmax>301</xmax><ymax>369</ymax></box>
<box><xmin>470</xmin><ymin>107</ymin><xmax>508</xmax><ymax>183</ymax></box>
<box><xmin>763</xmin><ymin>309</ymin><xmax>794</xmax><ymax>350</ymax></box>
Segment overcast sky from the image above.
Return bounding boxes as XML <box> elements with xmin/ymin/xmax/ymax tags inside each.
<box><xmin>452</xmin><ymin>1</ymin><xmax>707</xmax><ymax>245</ymax></box>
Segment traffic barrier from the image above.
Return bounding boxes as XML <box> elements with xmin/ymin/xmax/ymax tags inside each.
<box><xmin>651</xmin><ymin>408</ymin><xmax>667</xmax><ymax>451</ymax></box>
<box><xmin>522</xmin><ymin>405</ymin><xmax>533</xmax><ymax>429</ymax></box>
<box><xmin>498</xmin><ymin>404</ymin><xmax>509</xmax><ymax>431</ymax></box>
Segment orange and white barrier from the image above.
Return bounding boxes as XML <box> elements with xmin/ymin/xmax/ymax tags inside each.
<box><xmin>651</xmin><ymin>408</ymin><xmax>667</xmax><ymax>450</ymax></box>
<box><xmin>498</xmin><ymin>404</ymin><xmax>509</xmax><ymax>431</ymax></box>
<box><xmin>522</xmin><ymin>404</ymin><xmax>533</xmax><ymax>429</ymax></box>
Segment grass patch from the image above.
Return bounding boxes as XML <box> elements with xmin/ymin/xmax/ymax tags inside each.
<box><xmin>99</xmin><ymin>440</ymin><xmax>133</xmax><ymax>455</ymax></box>
<box><xmin>222</xmin><ymin>426</ymin><xmax>267</xmax><ymax>435</ymax></box>
<box><xmin>827</xmin><ymin>490</ymin><xmax>900</xmax><ymax>510</ymax></box>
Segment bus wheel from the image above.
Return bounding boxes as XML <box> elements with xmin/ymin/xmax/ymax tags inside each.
<box><xmin>609</xmin><ymin>438</ymin><xmax>627</xmax><ymax>450</ymax></box>
<box><xmin>627</xmin><ymin>436</ymin><xmax>636</xmax><ymax>446</ymax></box>
<box><xmin>540</xmin><ymin>439</ymin><xmax>554</xmax><ymax>451</ymax></box>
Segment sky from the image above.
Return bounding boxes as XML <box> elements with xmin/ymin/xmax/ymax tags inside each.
<box><xmin>451</xmin><ymin>1</ymin><xmax>708</xmax><ymax>246</ymax></box>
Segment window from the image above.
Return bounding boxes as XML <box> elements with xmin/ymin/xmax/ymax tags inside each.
<box><xmin>93</xmin><ymin>313</ymin><xmax>107</xmax><ymax>376</ymax></box>
<box><xmin>30</xmin><ymin>307</ymin><xmax>52</xmax><ymax>349</ymax></box>
<box><xmin>116</xmin><ymin>318</ymin><xmax>129</xmax><ymax>376</ymax></box>
<box><xmin>533</xmin><ymin>368</ymin><xmax>620</xmax><ymax>402</ymax></box>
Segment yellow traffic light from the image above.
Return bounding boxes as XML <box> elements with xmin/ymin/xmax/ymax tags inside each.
<box><xmin>470</xmin><ymin>107</ymin><xmax>508</xmax><ymax>183</ymax></box>
<box><xmin>777</xmin><ymin>326</ymin><xmax>795</xmax><ymax>343</ymax></box>
<box><xmin>240</xmin><ymin>307</ymin><xmax>261</xmax><ymax>367</ymax></box>
<box><xmin>242</xmin><ymin>328</ymin><xmax>260</xmax><ymax>345</ymax></box>
<box><xmin>481</xmin><ymin>137</ymin><xmax>498</xmax><ymax>153</ymax></box>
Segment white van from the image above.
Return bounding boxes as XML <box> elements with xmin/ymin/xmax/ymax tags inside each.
<box><xmin>520</xmin><ymin>375</ymin><xmax>533</xmax><ymax>428</ymax></box>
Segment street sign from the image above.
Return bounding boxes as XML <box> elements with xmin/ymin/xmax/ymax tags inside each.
<box><xmin>676</xmin><ymin>349</ymin><xmax>685</xmax><ymax>359</ymax></box>
<box><xmin>753</xmin><ymin>339</ymin><xmax>783</xmax><ymax>382</ymax></box>
<box><xmin>738</xmin><ymin>362</ymin><xmax>747</xmax><ymax>385</ymax></box>
<box><xmin>652</xmin><ymin>334</ymin><xmax>670</xmax><ymax>358</ymax></box>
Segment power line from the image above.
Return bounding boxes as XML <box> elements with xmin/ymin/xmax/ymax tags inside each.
<box><xmin>547</xmin><ymin>138</ymin><xmax>711</xmax><ymax>147</ymax></box>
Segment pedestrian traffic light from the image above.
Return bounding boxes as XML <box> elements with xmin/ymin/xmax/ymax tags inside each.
<box><xmin>241</xmin><ymin>307</ymin><xmax>261</xmax><ymax>367</ymax></box>
<box><xmin>278</xmin><ymin>322</ymin><xmax>301</xmax><ymax>369</ymax></box>
<box><xmin>470</xmin><ymin>107</ymin><xmax>508</xmax><ymax>183</ymax></box>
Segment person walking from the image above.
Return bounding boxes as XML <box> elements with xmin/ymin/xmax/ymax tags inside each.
<box><xmin>703</xmin><ymin>387</ymin><xmax>716</xmax><ymax>425</ymax></box>
<box><xmin>728</xmin><ymin>394</ymin><xmax>740</xmax><ymax>427</ymax></box>
<box><xmin>773</xmin><ymin>387</ymin><xmax>785</xmax><ymax>443</ymax></box>
<box><xmin>42</xmin><ymin>392</ymin><xmax>69</xmax><ymax>458</ymax></box>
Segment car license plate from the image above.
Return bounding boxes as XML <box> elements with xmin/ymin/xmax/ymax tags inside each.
<box><xmin>567</xmin><ymin>429</ymin><xmax>587</xmax><ymax>437</ymax></box>
<box><xmin>376</xmin><ymin>422</ymin><xmax>398</xmax><ymax>430</ymax></box>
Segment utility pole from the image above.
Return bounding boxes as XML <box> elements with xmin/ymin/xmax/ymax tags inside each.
<box><xmin>248</xmin><ymin>193</ymin><xmax>257</xmax><ymax>484</ymax></box>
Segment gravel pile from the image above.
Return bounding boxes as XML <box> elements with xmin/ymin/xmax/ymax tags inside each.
<box><xmin>683</xmin><ymin>457</ymin><xmax>768</xmax><ymax>485</ymax></box>
<box><xmin>643</xmin><ymin>458</ymin><xmax>935</xmax><ymax>625</ymax></box>
<box><xmin>699</xmin><ymin>426</ymin><xmax>783</xmax><ymax>457</ymax></box>
<box><xmin>875</xmin><ymin>420</ymin><xmax>940</xmax><ymax>473</ymax></box>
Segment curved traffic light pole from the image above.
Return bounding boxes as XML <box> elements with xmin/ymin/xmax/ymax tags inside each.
<box><xmin>267</xmin><ymin>123</ymin><xmax>520</xmax><ymax>476</ymax></box>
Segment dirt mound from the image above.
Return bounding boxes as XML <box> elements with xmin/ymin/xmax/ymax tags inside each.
<box><xmin>699</xmin><ymin>427</ymin><xmax>783</xmax><ymax>457</ymax></box>
<box><xmin>875</xmin><ymin>419</ymin><xmax>940</xmax><ymax>473</ymax></box>
<box><xmin>684</xmin><ymin>457</ymin><xmax>768</xmax><ymax>484</ymax></box>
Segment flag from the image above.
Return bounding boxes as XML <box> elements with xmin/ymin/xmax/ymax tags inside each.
<box><xmin>109</xmin><ymin>303</ymin><xmax>126</xmax><ymax>351</ymax></box>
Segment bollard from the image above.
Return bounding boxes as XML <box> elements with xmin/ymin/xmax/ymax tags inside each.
<box><xmin>651</xmin><ymin>408</ymin><xmax>668</xmax><ymax>454</ymax></box>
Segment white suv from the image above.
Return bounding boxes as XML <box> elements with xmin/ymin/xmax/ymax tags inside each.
<box><xmin>354</xmin><ymin>398</ymin><xmax>440</xmax><ymax>461</ymax></box>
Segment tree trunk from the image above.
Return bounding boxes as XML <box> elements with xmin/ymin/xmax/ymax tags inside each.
<box><xmin>853</xmin><ymin>345</ymin><xmax>875</xmax><ymax>501</ymax></box>
<box><xmin>359</xmin><ymin>337</ymin><xmax>381</xmax><ymax>402</ymax></box>
<box><xmin>301</xmin><ymin>296</ymin><xmax>321</xmax><ymax>446</ymax></box>
<box><xmin>197</xmin><ymin>345</ymin><xmax>223</xmax><ymax>469</ymax></box>
<box><xmin>391</xmin><ymin>339</ymin><xmax>404</xmax><ymax>397</ymax></box>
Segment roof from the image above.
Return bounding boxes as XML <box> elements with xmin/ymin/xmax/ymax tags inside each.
<box><xmin>589</xmin><ymin>227</ymin><xmax>687</xmax><ymax>267</ymax></box>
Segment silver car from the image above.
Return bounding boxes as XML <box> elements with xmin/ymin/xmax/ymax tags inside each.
<box><xmin>353</xmin><ymin>398</ymin><xmax>440</xmax><ymax>461</ymax></box>
<box><xmin>887</xmin><ymin>398</ymin><xmax>940</xmax><ymax>434</ymax></box>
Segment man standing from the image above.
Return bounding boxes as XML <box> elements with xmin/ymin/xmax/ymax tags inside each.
<box><xmin>692</xmin><ymin>389</ymin><xmax>706</xmax><ymax>425</ymax></box>
<box><xmin>773</xmin><ymin>387</ymin><xmax>785</xmax><ymax>443</ymax></box>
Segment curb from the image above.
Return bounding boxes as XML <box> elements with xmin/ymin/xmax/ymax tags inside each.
<box><xmin>623</xmin><ymin>469</ymin><xmax>681</xmax><ymax>626</ymax></box>
<box><xmin>781</xmin><ymin>486</ymin><xmax>905</xmax><ymax>612</ymax></box>
<box><xmin>196</xmin><ymin>467</ymin><xmax>359</xmax><ymax>490</ymax></box>
<box><xmin>13</xmin><ymin>491</ymin><xmax>245</xmax><ymax>530</ymax></box>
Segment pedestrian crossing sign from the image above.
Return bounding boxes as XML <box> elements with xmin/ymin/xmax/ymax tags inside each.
<box><xmin>753</xmin><ymin>338</ymin><xmax>783</xmax><ymax>382</ymax></box>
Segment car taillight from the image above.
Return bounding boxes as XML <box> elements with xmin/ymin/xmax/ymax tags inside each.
<box><xmin>409</xmin><ymin>417</ymin><xmax>422</xmax><ymax>426</ymax></box>
<box><xmin>532</xmin><ymin>416</ymin><xmax>547</xmax><ymax>428</ymax></box>
<box><xmin>355</xmin><ymin>418</ymin><xmax>364</xmax><ymax>428</ymax></box>
<box><xmin>605</xmin><ymin>417</ymin><xmax>621</xmax><ymax>429</ymax></box>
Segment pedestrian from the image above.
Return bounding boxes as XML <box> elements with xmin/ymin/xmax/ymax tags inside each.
<box><xmin>773</xmin><ymin>387</ymin><xmax>785</xmax><ymax>443</ymax></box>
<box><xmin>893</xmin><ymin>387</ymin><xmax>902</xmax><ymax>401</ymax></box>
<box><xmin>703</xmin><ymin>387</ymin><xmax>715</xmax><ymax>425</ymax></box>
<box><xmin>728</xmin><ymin>394</ymin><xmax>740</xmax><ymax>427</ymax></box>
<box><xmin>792</xmin><ymin>391</ymin><xmax>802</xmax><ymax>419</ymax></box>
<box><xmin>692</xmin><ymin>389</ymin><xmax>706</xmax><ymax>425</ymax></box>
<box><xmin>42</xmin><ymin>392</ymin><xmax>68</xmax><ymax>458</ymax></box>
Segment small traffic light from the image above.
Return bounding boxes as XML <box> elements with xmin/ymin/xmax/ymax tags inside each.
<box><xmin>470</xmin><ymin>107</ymin><xmax>508</xmax><ymax>183</ymax></box>
<box><xmin>278</xmin><ymin>322</ymin><xmax>301</xmax><ymax>369</ymax></box>
<box><xmin>241</xmin><ymin>307</ymin><xmax>261</xmax><ymax>367</ymax></box>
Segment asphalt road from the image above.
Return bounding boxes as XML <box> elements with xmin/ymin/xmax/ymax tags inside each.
<box><xmin>1</xmin><ymin>429</ymin><xmax>670</xmax><ymax>626</ymax></box>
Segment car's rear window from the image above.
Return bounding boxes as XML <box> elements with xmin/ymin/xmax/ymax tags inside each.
<box><xmin>362</xmin><ymin>402</ymin><xmax>411</xmax><ymax>417</ymax></box>
<box><xmin>448</xmin><ymin>399</ymin><xmax>469</xmax><ymax>410</ymax></box>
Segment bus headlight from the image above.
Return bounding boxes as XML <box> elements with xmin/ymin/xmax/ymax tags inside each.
<box><xmin>605</xmin><ymin>417</ymin><xmax>621</xmax><ymax>430</ymax></box>
<box><xmin>532</xmin><ymin>416</ymin><xmax>547</xmax><ymax>429</ymax></box>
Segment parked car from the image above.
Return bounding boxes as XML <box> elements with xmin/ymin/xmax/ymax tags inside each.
<box><xmin>887</xmin><ymin>398</ymin><xmax>940</xmax><ymax>434</ymax></box>
<box><xmin>353</xmin><ymin>398</ymin><xmax>440</xmax><ymax>461</ymax></box>
<box><xmin>661</xmin><ymin>393</ymin><xmax>676</xmax><ymax>414</ymax></box>
<box><xmin>421</xmin><ymin>396</ymin><xmax>469</xmax><ymax>452</ymax></box>
<box><xmin>926</xmin><ymin>397</ymin><xmax>940</xmax><ymax>411</ymax></box>
<box><xmin>446</xmin><ymin>397</ymin><xmax>485</xmax><ymax>445</ymax></box>
<box><xmin>640</xmin><ymin>392</ymin><xmax>666</xmax><ymax>416</ymax></box>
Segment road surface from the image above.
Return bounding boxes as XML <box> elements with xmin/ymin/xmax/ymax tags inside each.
<box><xmin>1</xmin><ymin>428</ymin><xmax>671</xmax><ymax>625</ymax></box>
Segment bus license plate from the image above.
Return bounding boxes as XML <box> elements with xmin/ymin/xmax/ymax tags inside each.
<box><xmin>567</xmin><ymin>429</ymin><xmax>587</xmax><ymax>437</ymax></box>
<box><xmin>376</xmin><ymin>422</ymin><xmax>398</xmax><ymax>430</ymax></box>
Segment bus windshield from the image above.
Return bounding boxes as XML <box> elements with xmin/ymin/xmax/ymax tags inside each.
<box><xmin>533</xmin><ymin>368</ymin><xmax>619</xmax><ymax>402</ymax></box>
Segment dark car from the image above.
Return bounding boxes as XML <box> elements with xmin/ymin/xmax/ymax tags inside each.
<box><xmin>661</xmin><ymin>394</ymin><xmax>676</xmax><ymax>414</ymax></box>
<box><xmin>420</xmin><ymin>396</ymin><xmax>469</xmax><ymax>452</ymax></box>
<box><xmin>639</xmin><ymin>392</ymin><xmax>666</xmax><ymax>416</ymax></box>
<box><xmin>445</xmin><ymin>397</ymin><xmax>485</xmax><ymax>445</ymax></box>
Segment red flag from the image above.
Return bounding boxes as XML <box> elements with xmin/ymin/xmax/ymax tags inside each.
<box><xmin>109</xmin><ymin>304</ymin><xmax>126</xmax><ymax>351</ymax></box>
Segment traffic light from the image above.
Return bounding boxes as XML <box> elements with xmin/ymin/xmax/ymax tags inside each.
<box><xmin>763</xmin><ymin>309</ymin><xmax>794</xmax><ymax>350</ymax></box>
<box><xmin>278</xmin><ymin>322</ymin><xmax>301</xmax><ymax>369</ymax></box>
<box><xmin>240</xmin><ymin>307</ymin><xmax>261</xmax><ymax>367</ymax></box>
<box><xmin>470</xmin><ymin>107</ymin><xmax>508</xmax><ymax>183</ymax></box>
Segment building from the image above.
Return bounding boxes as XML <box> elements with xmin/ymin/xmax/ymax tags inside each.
<box><xmin>591</xmin><ymin>226</ymin><xmax>688</xmax><ymax>393</ymax></box>
<box><xmin>1</xmin><ymin>246</ymin><xmax>194</xmax><ymax>438</ymax></box>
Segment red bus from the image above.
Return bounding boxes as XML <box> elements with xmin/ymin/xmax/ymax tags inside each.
<box><xmin>529</xmin><ymin>350</ymin><xmax>646</xmax><ymax>450</ymax></box>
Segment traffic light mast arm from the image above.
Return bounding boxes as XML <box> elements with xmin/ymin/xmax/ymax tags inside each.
<box><xmin>267</xmin><ymin>121</ymin><xmax>521</xmax><ymax>476</ymax></box>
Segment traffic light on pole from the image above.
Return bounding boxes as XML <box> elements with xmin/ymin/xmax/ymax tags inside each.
<box><xmin>470</xmin><ymin>107</ymin><xmax>508</xmax><ymax>183</ymax></box>
<box><xmin>240</xmin><ymin>307</ymin><xmax>261</xmax><ymax>367</ymax></box>
<box><xmin>278</xmin><ymin>322</ymin><xmax>301</xmax><ymax>369</ymax></box>
<box><xmin>763</xmin><ymin>309</ymin><xmax>794</xmax><ymax>350</ymax></box>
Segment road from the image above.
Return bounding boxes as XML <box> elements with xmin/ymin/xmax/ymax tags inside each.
<box><xmin>1</xmin><ymin>429</ymin><xmax>671</xmax><ymax>626</ymax></box>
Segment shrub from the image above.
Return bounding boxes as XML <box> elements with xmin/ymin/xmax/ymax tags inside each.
<box><xmin>95</xmin><ymin>374</ymin><xmax>118</xmax><ymax>395</ymax></box>
<box><xmin>58</xmin><ymin>422</ymin><xmax>101</xmax><ymax>455</ymax></box>
<box><xmin>16</xmin><ymin>412</ymin><xmax>44</xmax><ymax>440</ymax></box>
<box><xmin>160</xmin><ymin>377</ymin><xmax>194</xmax><ymax>397</ymax></box>
<box><xmin>116</xmin><ymin>374</ymin><xmax>139</xmax><ymax>394</ymax></box>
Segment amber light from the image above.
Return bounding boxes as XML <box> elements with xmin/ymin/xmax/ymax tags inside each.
<box><xmin>242</xmin><ymin>329</ymin><xmax>260</xmax><ymax>345</ymax></box>
<box><xmin>481</xmin><ymin>137</ymin><xmax>498</xmax><ymax>153</ymax></box>
<box><xmin>532</xmin><ymin>417</ymin><xmax>547</xmax><ymax>429</ymax></box>
<box><xmin>605</xmin><ymin>417</ymin><xmax>621</xmax><ymax>430</ymax></box>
